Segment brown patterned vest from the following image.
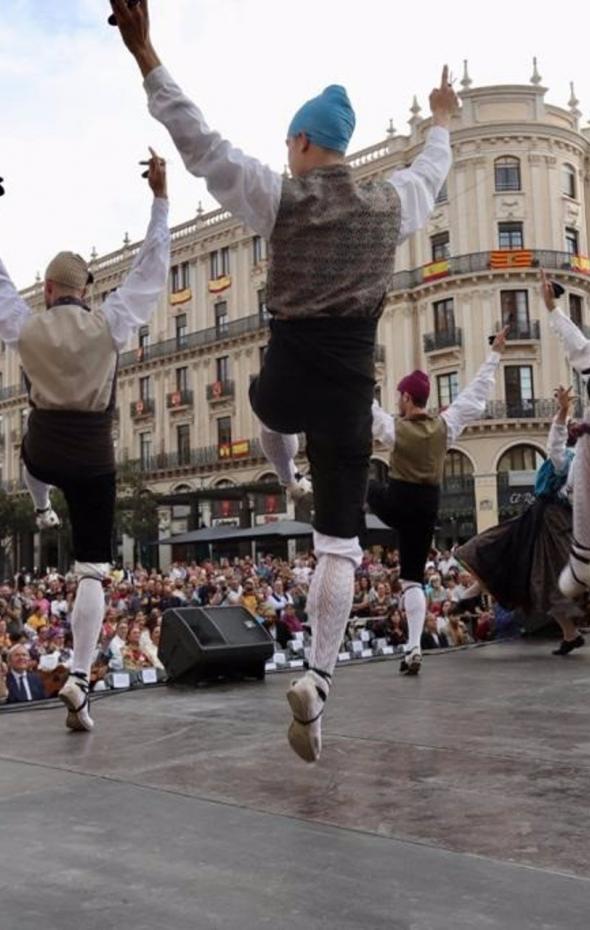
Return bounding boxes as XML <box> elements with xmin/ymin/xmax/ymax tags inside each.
<box><xmin>266</xmin><ymin>166</ymin><xmax>402</xmax><ymax>319</ymax></box>
<box><xmin>390</xmin><ymin>415</ymin><xmax>448</xmax><ymax>486</ymax></box>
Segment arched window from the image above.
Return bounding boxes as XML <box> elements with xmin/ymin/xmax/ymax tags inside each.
<box><xmin>444</xmin><ymin>450</ymin><xmax>474</xmax><ymax>481</ymax></box>
<box><xmin>497</xmin><ymin>444</ymin><xmax>545</xmax><ymax>520</ymax></box>
<box><xmin>563</xmin><ymin>163</ymin><xmax>576</xmax><ymax>199</ymax></box>
<box><xmin>495</xmin><ymin>156</ymin><xmax>521</xmax><ymax>192</ymax></box>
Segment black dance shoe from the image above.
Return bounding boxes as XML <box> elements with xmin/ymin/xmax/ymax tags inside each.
<box><xmin>552</xmin><ymin>635</ymin><xmax>585</xmax><ymax>656</ymax></box>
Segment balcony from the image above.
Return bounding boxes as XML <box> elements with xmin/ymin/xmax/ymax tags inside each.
<box><xmin>484</xmin><ymin>399</ymin><xmax>555</xmax><ymax>420</ymax></box>
<box><xmin>130</xmin><ymin>398</ymin><xmax>155</xmax><ymax>420</ymax></box>
<box><xmin>423</xmin><ymin>328</ymin><xmax>463</xmax><ymax>353</ymax></box>
<box><xmin>119</xmin><ymin>312</ymin><xmax>268</xmax><ymax>370</ymax></box>
<box><xmin>167</xmin><ymin>389</ymin><xmax>194</xmax><ymax>410</ymax></box>
<box><xmin>503</xmin><ymin>320</ymin><xmax>541</xmax><ymax>342</ymax></box>
<box><xmin>206</xmin><ymin>380</ymin><xmax>235</xmax><ymax>403</ymax></box>
<box><xmin>119</xmin><ymin>438</ymin><xmax>264</xmax><ymax>475</ymax></box>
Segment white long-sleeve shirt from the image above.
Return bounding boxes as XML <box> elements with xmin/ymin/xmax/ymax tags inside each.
<box><xmin>546</xmin><ymin>418</ymin><xmax>575</xmax><ymax>500</ymax></box>
<box><xmin>371</xmin><ymin>351</ymin><xmax>502</xmax><ymax>449</ymax></box>
<box><xmin>144</xmin><ymin>66</ymin><xmax>451</xmax><ymax>242</ymax></box>
<box><xmin>549</xmin><ymin>308</ymin><xmax>590</xmax><ymax>374</ymax></box>
<box><xmin>0</xmin><ymin>198</ymin><xmax>171</xmax><ymax>352</ymax></box>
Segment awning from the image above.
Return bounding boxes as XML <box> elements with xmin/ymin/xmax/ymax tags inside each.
<box><xmin>158</xmin><ymin>514</ymin><xmax>390</xmax><ymax>546</ymax></box>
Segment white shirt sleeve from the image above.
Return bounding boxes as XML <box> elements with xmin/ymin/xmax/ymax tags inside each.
<box><xmin>0</xmin><ymin>258</ymin><xmax>33</xmax><ymax>347</ymax></box>
<box><xmin>546</xmin><ymin>419</ymin><xmax>569</xmax><ymax>473</ymax></box>
<box><xmin>144</xmin><ymin>66</ymin><xmax>282</xmax><ymax>240</ymax></box>
<box><xmin>371</xmin><ymin>398</ymin><xmax>396</xmax><ymax>449</ymax></box>
<box><xmin>386</xmin><ymin>127</ymin><xmax>452</xmax><ymax>243</ymax></box>
<box><xmin>549</xmin><ymin>307</ymin><xmax>590</xmax><ymax>372</ymax></box>
<box><xmin>102</xmin><ymin>198</ymin><xmax>171</xmax><ymax>352</ymax></box>
<box><xmin>441</xmin><ymin>351</ymin><xmax>501</xmax><ymax>444</ymax></box>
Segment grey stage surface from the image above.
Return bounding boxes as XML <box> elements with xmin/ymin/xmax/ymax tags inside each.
<box><xmin>1</xmin><ymin>641</ymin><xmax>590</xmax><ymax>930</ymax></box>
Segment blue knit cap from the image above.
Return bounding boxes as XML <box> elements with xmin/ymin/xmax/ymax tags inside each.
<box><xmin>288</xmin><ymin>85</ymin><xmax>356</xmax><ymax>154</ymax></box>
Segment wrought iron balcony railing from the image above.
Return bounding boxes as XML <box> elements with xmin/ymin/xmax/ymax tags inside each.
<box><xmin>166</xmin><ymin>389</ymin><xmax>194</xmax><ymax>410</ymax></box>
<box><xmin>502</xmin><ymin>320</ymin><xmax>541</xmax><ymax>341</ymax></box>
<box><xmin>130</xmin><ymin>398</ymin><xmax>155</xmax><ymax>420</ymax></box>
<box><xmin>206</xmin><ymin>380</ymin><xmax>235</xmax><ymax>402</ymax></box>
<box><xmin>423</xmin><ymin>328</ymin><xmax>463</xmax><ymax>353</ymax></box>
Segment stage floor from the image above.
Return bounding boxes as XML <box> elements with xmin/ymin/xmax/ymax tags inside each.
<box><xmin>1</xmin><ymin>640</ymin><xmax>590</xmax><ymax>929</ymax></box>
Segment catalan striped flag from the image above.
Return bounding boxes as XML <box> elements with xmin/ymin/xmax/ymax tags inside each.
<box><xmin>489</xmin><ymin>250</ymin><xmax>534</xmax><ymax>269</ymax></box>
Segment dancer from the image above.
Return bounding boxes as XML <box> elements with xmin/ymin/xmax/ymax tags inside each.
<box><xmin>0</xmin><ymin>151</ymin><xmax>170</xmax><ymax>730</ymax></box>
<box><xmin>369</xmin><ymin>329</ymin><xmax>508</xmax><ymax>675</ymax></box>
<box><xmin>110</xmin><ymin>0</ymin><xmax>458</xmax><ymax>762</ymax></box>
<box><xmin>456</xmin><ymin>385</ymin><xmax>585</xmax><ymax>655</ymax></box>
<box><xmin>541</xmin><ymin>270</ymin><xmax>590</xmax><ymax>597</ymax></box>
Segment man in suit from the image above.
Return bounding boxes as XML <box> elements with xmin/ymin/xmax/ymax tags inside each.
<box><xmin>6</xmin><ymin>644</ymin><xmax>46</xmax><ymax>703</ymax></box>
<box><xmin>421</xmin><ymin>614</ymin><xmax>449</xmax><ymax>651</ymax></box>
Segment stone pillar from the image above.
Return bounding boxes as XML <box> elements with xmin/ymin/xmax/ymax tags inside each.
<box><xmin>474</xmin><ymin>474</ymin><xmax>498</xmax><ymax>533</ymax></box>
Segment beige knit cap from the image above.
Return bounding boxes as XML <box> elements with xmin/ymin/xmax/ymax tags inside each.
<box><xmin>45</xmin><ymin>251</ymin><xmax>93</xmax><ymax>289</ymax></box>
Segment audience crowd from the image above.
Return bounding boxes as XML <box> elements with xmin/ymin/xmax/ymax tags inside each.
<box><xmin>0</xmin><ymin>547</ymin><xmax>497</xmax><ymax>704</ymax></box>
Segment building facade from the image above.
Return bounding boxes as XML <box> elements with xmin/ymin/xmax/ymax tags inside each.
<box><xmin>1</xmin><ymin>63</ymin><xmax>589</xmax><ymax>568</ymax></box>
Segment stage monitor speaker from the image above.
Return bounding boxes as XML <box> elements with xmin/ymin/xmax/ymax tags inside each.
<box><xmin>159</xmin><ymin>606</ymin><xmax>275</xmax><ymax>683</ymax></box>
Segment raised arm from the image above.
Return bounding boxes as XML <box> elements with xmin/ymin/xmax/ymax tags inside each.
<box><xmin>547</xmin><ymin>386</ymin><xmax>574</xmax><ymax>473</ymax></box>
<box><xmin>371</xmin><ymin>398</ymin><xmax>396</xmax><ymax>449</ymax></box>
<box><xmin>386</xmin><ymin>66</ymin><xmax>457</xmax><ymax>242</ymax></box>
<box><xmin>102</xmin><ymin>149</ymin><xmax>171</xmax><ymax>352</ymax></box>
<box><xmin>110</xmin><ymin>0</ymin><xmax>282</xmax><ymax>240</ymax></box>
<box><xmin>0</xmin><ymin>258</ymin><xmax>33</xmax><ymax>347</ymax></box>
<box><xmin>541</xmin><ymin>271</ymin><xmax>590</xmax><ymax>372</ymax></box>
<box><xmin>441</xmin><ymin>328</ymin><xmax>508</xmax><ymax>443</ymax></box>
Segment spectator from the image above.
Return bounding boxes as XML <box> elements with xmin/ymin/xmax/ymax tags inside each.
<box><xmin>421</xmin><ymin>614</ymin><xmax>449</xmax><ymax>650</ymax></box>
<box><xmin>5</xmin><ymin>644</ymin><xmax>46</xmax><ymax>703</ymax></box>
<box><xmin>122</xmin><ymin>626</ymin><xmax>154</xmax><ymax>671</ymax></box>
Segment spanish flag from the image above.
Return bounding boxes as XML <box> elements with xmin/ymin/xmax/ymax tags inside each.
<box><xmin>489</xmin><ymin>250</ymin><xmax>534</xmax><ymax>269</ymax></box>
<box><xmin>423</xmin><ymin>259</ymin><xmax>450</xmax><ymax>282</ymax></box>
<box><xmin>171</xmin><ymin>288</ymin><xmax>192</xmax><ymax>306</ymax></box>
<box><xmin>571</xmin><ymin>255</ymin><xmax>590</xmax><ymax>275</ymax></box>
<box><xmin>208</xmin><ymin>275</ymin><xmax>232</xmax><ymax>294</ymax></box>
<box><xmin>231</xmin><ymin>440</ymin><xmax>250</xmax><ymax>458</ymax></box>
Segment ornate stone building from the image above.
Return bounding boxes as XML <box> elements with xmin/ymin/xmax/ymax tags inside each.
<box><xmin>1</xmin><ymin>61</ymin><xmax>589</xmax><ymax>567</ymax></box>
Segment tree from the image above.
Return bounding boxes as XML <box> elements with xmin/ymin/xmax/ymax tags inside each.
<box><xmin>115</xmin><ymin>461</ymin><xmax>159</xmax><ymax>566</ymax></box>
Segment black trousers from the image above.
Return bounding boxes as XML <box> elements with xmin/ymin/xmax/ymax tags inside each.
<box><xmin>23</xmin><ymin>451</ymin><xmax>115</xmax><ymax>563</ymax></box>
<box><xmin>368</xmin><ymin>478</ymin><xmax>440</xmax><ymax>583</ymax></box>
<box><xmin>250</xmin><ymin>317</ymin><xmax>377</xmax><ymax>539</ymax></box>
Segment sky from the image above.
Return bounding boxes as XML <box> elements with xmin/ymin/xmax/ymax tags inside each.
<box><xmin>1</xmin><ymin>0</ymin><xmax>589</xmax><ymax>287</ymax></box>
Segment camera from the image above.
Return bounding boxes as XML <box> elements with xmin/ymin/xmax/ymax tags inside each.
<box><xmin>108</xmin><ymin>0</ymin><xmax>140</xmax><ymax>26</ymax></box>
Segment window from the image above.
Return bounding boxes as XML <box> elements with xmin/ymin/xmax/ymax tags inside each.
<box><xmin>253</xmin><ymin>236</ymin><xmax>266</xmax><ymax>265</ymax></box>
<box><xmin>19</xmin><ymin>366</ymin><xmax>27</xmax><ymax>392</ymax></box>
<box><xmin>138</xmin><ymin>326</ymin><xmax>150</xmax><ymax>351</ymax></box>
<box><xmin>501</xmin><ymin>290</ymin><xmax>530</xmax><ymax>336</ymax></box>
<box><xmin>259</xmin><ymin>345</ymin><xmax>268</xmax><ymax>367</ymax></box>
<box><xmin>139</xmin><ymin>432</ymin><xmax>152</xmax><ymax>469</ymax></box>
<box><xmin>0</xmin><ymin>372</ymin><xmax>3</xmax><ymax>393</ymax></box>
<box><xmin>215</xmin><ymin>301</ymin><xmax>228</xmax><ymax>335</ymax></box>
<box><xmin>216</xmin><ymin>356</ymin><xmax>230</xmax><ymax>383</ymax></box>
<box><xmin>139</xmin><ymin>376</ymin><xmax>152</xmax><ymax>401</ymax></box>
<box><xmin>563</xmin><ymin>164</ymin><xmax>576</xmax><ymax>199</ymax></box>
<box><xmin>221</xmin><ymin>246</ymin><xmax>230</xmax><ymax>276</ymax></box>
<box><xmin>210</xmin><ymin>250</ymin><xmax>219</xmax><ymax>280</ymax></box>
<box><xmin>175</xmin><ymin>313</ymin><xmax>188</xmax><ymax>348</ymax></box>
<box><xmin>258</xmin><ymin>287</ymin><xmax>268</xmax><ymax>321</ymax></box>
<box><xmin>217</xmin><ymin>416</ymin><xmax>232</xmax><ymax>448</ymax></box>
<box><xmin>444</xmin><ymin>450</ymin><xmax>473</xmax><ymax>480</ymax></box>
<box><xmin>498</xmin><ymin>222</ymin><xmax>524</xmax><ymax>250</ymax></box>
<box><xmin>437</xmin><ymin>372</ymin><xmax>459</xmax><ymax>409</ymax></box>
<box><xmin>497</xmin><ymin>444</ymin><xmax>543</xmax><ymax>473</ymax></box>
<box><xmin>171</xmin><ymin>262</ymin><xmax>190</xmax><ymax>293</ymax></box>
<box><xmin>495</xmin><ymin>156</ymin><xmax>521</xmax><ymax>192</ymax></box>
<box><xmin>433</xmin><ymin>298</ymin><xmax>455</xmax><ymax>335</ymax></box>
<box><xmin>431</xmin><ymin>232</ymin><xmax>450</xmax><ymax>262</ymax></box>
<box><xmin>176</xmin><ymin>367</ymin><xmax>189</xmax><ymax>392</ymax></box>
<box><xmin>435</xmin><ymin>180</ymin><xmax>448</xmax><ymax>204</ymax></box>
<box><xmin>565</xmin><ymin>227</ymin><xmax>579</xmax><ymax>257</ymax></box>
<box><xmin>504</xmin><ymin>365</ymin><xmax>534</xmax><ymax>417</ymax></box>
<box><xmin>177</xmin><ymin>424</ymin><xmax>191</xmax><ymax>466</ymax></box>
<box><xmin>569</xmin><ymin>294</ymin><xmax>583</xmax><ymax>328</ymax></box>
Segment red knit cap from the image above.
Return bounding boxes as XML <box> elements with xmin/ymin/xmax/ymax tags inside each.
<box><xmin>397</xmin><ymin>370</ymin><xmax>430</xmax><ymax>406</ymax></box>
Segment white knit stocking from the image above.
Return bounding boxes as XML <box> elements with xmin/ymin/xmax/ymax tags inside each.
<box><xmin>71</xmin><ymin>579</ymin><xmax>106</xmax><ymax>678</ymax></box>
<box><xmin>23</xmin><ymin>466</ymin><xmax>50</xmax><ymax>511</ymax></box>
<box><xmin>308</xmin><ymin>554</ymin><xmax>355</xmax><ymax>676</ymax></box>
<box><xmin>573</xmin><ymin>425</ymin><xmax>590</xmax><ymax>553</ymax></box>
<box><xmin>259</xmin><ymin>424</ymin><xmax>298</xmax><ymax>486</ymax></box>
<box><xmin>402</xmin><ymin>583</ymin><xmax>427</xmax><ymax>652</ymax></box>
